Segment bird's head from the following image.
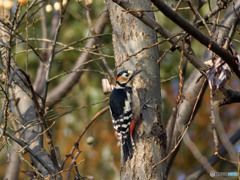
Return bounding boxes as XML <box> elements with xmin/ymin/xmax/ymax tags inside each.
<box><xmin>115</xmin><ymin>70</ymin><xmax>142</xmax><ymax>88</ymax></box>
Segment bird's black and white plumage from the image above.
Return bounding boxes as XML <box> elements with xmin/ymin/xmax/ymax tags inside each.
<box><xmin>109</xmin><ymin>70</ymin><xmax>141</xmax><ymax>162</ymax></box>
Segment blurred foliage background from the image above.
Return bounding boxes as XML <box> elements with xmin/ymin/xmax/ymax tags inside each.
<box><xmin>0</xmin><ymin>0</ymin><xmax>240</xmax><ymax>179</ymax></box>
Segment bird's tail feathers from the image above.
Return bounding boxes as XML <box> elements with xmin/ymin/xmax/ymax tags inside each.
<box><xmin>122</xmin><ymin>133</ymin><xmax>134</xmax><ymax>162</ymax></box>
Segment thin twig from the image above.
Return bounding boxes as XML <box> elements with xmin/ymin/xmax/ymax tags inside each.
<box><xmin>176</xmin><ymin>51</ymin><xmax>184</xmax><ymax>105</ymax></box>
<box><xmin>47</xmin><ymin>98</ymin><xmax>109</xmax><ymax>121</ymax></box>
<box><xmin>46</xmin><ymin>6</ymin><xmax>109</xmax><ymax>107</ymax></box>
<box><xmin>66</xmin><ymin>150</ymin><xmax>82</xmax><ymax>179</ymax></box>
<box><xmin>61</xmin><ymin>106</ymin><xmax>109</xmax><ymax>169</ymax></box>
<box><xmin>188</xmin><ymin>0</ymin><xmax>212</xmax><ymax>36</ymax></box>
<box><xmin>161</xmin><ymin>75</ymin><xmax>178</xmax><ymax>83</ymax></box>
<box><xmin>114</xmin><ymin>39</ymin><xmax>170</xmax><ymax>70</ymax></box>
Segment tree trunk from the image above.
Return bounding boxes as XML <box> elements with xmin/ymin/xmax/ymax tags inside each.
<box><xmin>106</xmin><ymin>0</ymin><xmax>167</xmax><ymax>179</ymax></box>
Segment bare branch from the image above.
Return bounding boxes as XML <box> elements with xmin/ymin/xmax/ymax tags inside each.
<box><xmin>210</xmin><ymin>91</ymin><xmax>220</xmax><ymax>152</ymax></box>
<box><xmin>151</xmin><ymin>0</ymin><xmax>240</xmax><ymax>78</ymax></box>
<box><xmin>218</xmin><ymin>86</ymin><xmax>240</xmax><ymax>106</ymax></box>
<box><xmin>66</xmin><ymin>150</ymin><xmax>82</xmax><ymax>180</ymax></box>
<box><xmin>61</xmin><ymin>106</ymin><xmax>109</xmax><ymax>169</ymax></box>
<box><xmin>46</xmin><ymin>7</ymin><xmax>109</xmax><ymax>107</ymax></box>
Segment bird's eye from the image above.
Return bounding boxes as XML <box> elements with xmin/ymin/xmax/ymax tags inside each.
<box><xmin>125</xmin><ymin>74</ymin><xmax>129</xmax><ymax>77</ymax></box>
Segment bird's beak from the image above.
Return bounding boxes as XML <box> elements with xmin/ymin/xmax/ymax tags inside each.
<box><xmin>132</xmin><ymin>70</ymin><xmax>142</xmax><ymax>78</ymax></box>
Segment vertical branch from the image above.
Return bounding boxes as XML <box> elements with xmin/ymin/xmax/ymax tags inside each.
<box><xmin>211</xmin><ymin>91</ymin><xmax>237</xmax><ymax>163</ymax></box>
<box><xmin>33</xmin><ymin>1</ymin><xmax>48</xmax><ymax>93</ymax></box>
<box><xmin>42</xmin><ymin>0</ymin><xmax>70</xmax><ymax>108</ymax></box>
<box><xmin>210</xmin><ymin>91</ymin><xmax>219</xmax><ymax>152</ymax></box>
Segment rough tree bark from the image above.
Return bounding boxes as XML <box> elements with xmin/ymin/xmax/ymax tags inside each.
<box><xmin>107</xmin><ymin>0</ymin><xmax>167</xmax><ymax>179</ymax></box>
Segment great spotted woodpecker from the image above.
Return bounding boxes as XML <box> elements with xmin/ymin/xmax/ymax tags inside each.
<box><xmin>109</xmin><ymin>70</ymin><xmax>141</xmax><ymax>162</ymax></box>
